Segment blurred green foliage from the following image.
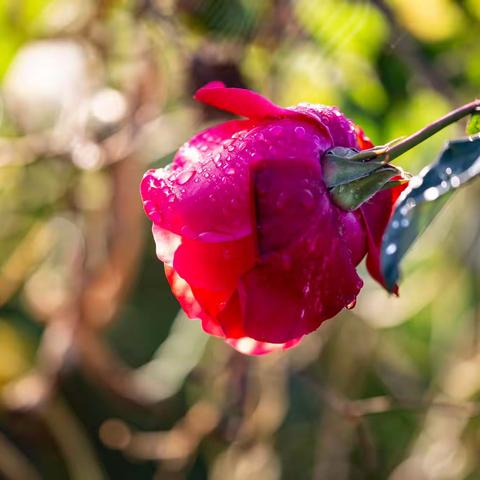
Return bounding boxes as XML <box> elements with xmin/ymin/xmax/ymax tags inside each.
<box><xmin>0</xmin><ymin>0</ymin><xmax>479</xmax><ymax>479</ymax></box>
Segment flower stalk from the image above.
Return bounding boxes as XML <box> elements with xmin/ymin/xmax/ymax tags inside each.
<box><xmin>351</xmin><ymin>99</ymin><xmax>480</xmax><ymax>163</ymax></box>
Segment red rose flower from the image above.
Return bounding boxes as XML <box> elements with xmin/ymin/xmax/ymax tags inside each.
<box><xmin>140</xmin><ymin>82</ymin><xmax>405</xmax><ymax>355</ymax></box>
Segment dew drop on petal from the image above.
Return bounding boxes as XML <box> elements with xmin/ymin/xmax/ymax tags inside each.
<box><xmin>270</xmin><ymin>125</ymin><xmax>283</xmax><ymax>136</ymax></box>
<box><xmin>346</xmin><ymin>299</ymin><xmax>356</xmax><ymax>310</ymax></box>
<box><xmin>176</xmin><ymin>169</ymin><xmax>196</xmax><ymax>185</ymax></box>
<box><xmin>294</xmin><ymin>126</ymin><xmax>306</xmax><ymax>138</ymax></box>
<box><xmin>300</xmin><ymin>189</ymin><xmax>315</xmax><ymax>210</ymax></box>
<box><xmin>225</xmin><ymin>167</ymin><xmax>236</xmax><ymax>176</ymax></box>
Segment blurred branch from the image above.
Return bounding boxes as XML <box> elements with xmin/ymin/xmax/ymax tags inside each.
<box><xmin>40</xmin><ymin>398</ymin><xmax>105</xmax><ymax>480</ymax></box>
<box><xmin>0</xmin><ymin>432</ymin><xmax>41</xmax><ymax>480</ymax></box>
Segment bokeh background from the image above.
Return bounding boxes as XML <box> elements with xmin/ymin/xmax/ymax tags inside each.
<box><xmin>0</xmin><ymin>0</ymin><xmax>479</xmax><ymax>478</ymax></box>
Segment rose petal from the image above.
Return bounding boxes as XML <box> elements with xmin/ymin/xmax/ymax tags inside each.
<box><xmin>165</xmin><ymin>265</ymin><xmax>224</xmax><ymax>337</ymax></box>
<box><xmin>194</xmin><ymin>82</ymin><xmax>293</xmax><ymax>120</ymax></box>
<box><xmin>226</xmin><ymin>336</ymin><xmax>302</xmax><ymax>356</ymax></box>
<box><xmin>353</xmin><ymin>129</ymin><xmax>408</xmax><ymax>293</ymax></box>
<box><xmin>291</xmin><ymin>104</ymin><xmax>358</xmax><ymax>148</ymax></box>
<box><xmin>165</xmin><ymin>265</ymin><xmax>299</xmax><ymax>355</ymax></box>
<box><xmin>359</xmin><ymin>182</ymin><xmax>407</xmax><ymax>293</ymax></box>
<box><xmin>253</xmin><ymin>158</ymin><xmax>323</xmax><ymax>254</ymax></box>
<box><xmin>173</xmin><ymin>234</ymin><xmax>255</xmax><ymax>292</ymax></box>
<box><xmin>218</xmin><ymin>172</ymin><xmax>363</xmax><ymax>343</ymax></box>
<box><xmin>152</xmin><ymin>224</ymin><xmax>181</xmax><ymax>265</ymax></box>
<box><xmin>355</xmin><ymin>125</ymin><xmax>374</xmax><ymax>150</ymax></box>
<box><xmin>141</xmin><ymin>119</ymin><xmax>257</xmax><ymax>242</ymax></box>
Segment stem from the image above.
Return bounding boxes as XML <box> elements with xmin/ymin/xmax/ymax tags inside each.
<box><xmin>354</xmin><ymin>99</ymin><xmax>480</xmax><ymax>163</ymax></box>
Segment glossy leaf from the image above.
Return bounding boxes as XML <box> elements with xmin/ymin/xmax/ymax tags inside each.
<box><xmin>381</xmin><ymin>134</ymin><xmax>480</xmax><ymax>291</ymax></box>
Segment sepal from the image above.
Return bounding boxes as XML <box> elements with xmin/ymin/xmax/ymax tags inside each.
<box><xmin>322</xmin><ymin>147</ymin><xmax>404</xmax><ymax>211</ymax></box>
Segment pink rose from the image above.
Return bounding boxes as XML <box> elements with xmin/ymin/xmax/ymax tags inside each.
<box><xmin>140</xmin><ymin>82</ymin><xmax>405</xmax><ymax>355</ymax></box>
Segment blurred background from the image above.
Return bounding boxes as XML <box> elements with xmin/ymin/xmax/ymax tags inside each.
<box><xmin>0</xmin><ymin>0</ymin><xmax>479</xmax><ymax>478</ymax></box>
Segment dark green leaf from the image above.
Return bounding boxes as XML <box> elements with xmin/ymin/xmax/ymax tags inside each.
<box><xmin>381</xmin><ymin>134</ymin><xmax>480</xmax><ymax>291</ymax></box>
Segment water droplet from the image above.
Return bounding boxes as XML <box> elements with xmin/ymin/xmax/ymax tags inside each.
<box><xmin>213</xmin><ymin>153</ymin><xmax>222</xmax><ymax>166</ymax></box>
<box><xmin>227</xmin><ymin>145</ymin><xmax>235</xmax><ymax>152</ymax></box>
<box><xmin>423</xmin><ymin>187</ymin><xmax>439</xmax><ymax>201</ymax></box>
<box><xmin>386</xmin><ymin>243</ymin><xmax>397</xmax><ymax>255</ymax></box>
<box><xmin>441</xmin><ymin>180</ymin><xmax>448</xmax><ymax>188</ymax></box>
<box><xmin>445</xmin><ymin>167</ymin><xmax>453</xmax><ymax>176</ymax></box>
<box><xmin>176</xmin><ymin>170</ymin><xmax>195</xmax><ymax>185</ymax></box>
<box><xmin>294</xmin><ymin>126</ymin><xmax>306</xmax><ymax>138</ymax></box>
<box><xmin>392</xmin><ymin>220</ymin><xmax>400</xmax><ymax>229</ymax></box>
<box><xmin>270</xmin><ymin>125</ymin><xmax>283</xmax><ymax>136</ymax></box>
<box><xmin>226</xmin><ymin>167</ymin><xmax>236</xmax><ymax>176</ymax></box>
<box><xmin>400</xmin><ymin>218</ymin><xmax>410</xmax><ymax>228</ymax></box>
<box><xmin>303</xmin><ymin>284</ymin><xmax>311</xmax><ymax>296</ymax></box>
<box><xmin>300</xmin><ymin>189</ymin><xmax>315</xmax><ymax>210</ymax></box>
<box><xmin>450</xmin><ymin>176</ymin><xmax>460</xmax><ymax>188</ymax></box>
<box><xmin>346</xmin><ymin>299</ymin><xmax>356</xmax><ymax>310</ymax></box>
<box><xmin>410</xmin><ymin>176</ymin><xmax>423</xmax><ymax>188</ymax></box>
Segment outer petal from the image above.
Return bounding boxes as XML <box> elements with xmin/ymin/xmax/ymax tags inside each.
<box><xmin>172</xmin><ymin>234</ymin><xmax>255</xmax><ymax>319</ymax></box>
<box><xmin>359</xmin><ymin>183</ymin><xmax>407</xmax><ymax>293</ymax></box>
<box><xmin>291</xmin><ymin>104</ymin><xmax>358</xmax><ymax>148</ymax></box>
<box><xmin>354</xmin><ymin>125</ymin><xmax>408</xmax><ymax>292</ymax></box>
<box><xmin>355</xmin><ymin>125</ymin><xmax>374</xmax><ymax>150</ymax></box>
<box><xmin>165</xmin><ymin>265</ymin><xmax>299</xmax><ymax>355</ymax></box>
<box><xmin>194</xmin><ymin>81</ymin><xmax>293</xmax><ymax>120</ymax></box>
<box><xmin>141</xmin><ymin>119</ymin><xmax>257</xmax><ymax>242</ymax></box>
<box><xmin>217</xmin><ymin>160</ymin><xmax>363</xmax><ymax>344</ymax></box>
<box><xmin>194</xmin><ymin>83</ymin><xmax>335</xmax><ymax>143</ymax></box>
<box><xmin>164</xmin><ymin>265</ymin><xmax>223</xmax><ymax>336</ymax></box>
<box><xmin>226</xmin><ymin>337</ymin><xmax>301</xmax><ymax>356</ymax></box>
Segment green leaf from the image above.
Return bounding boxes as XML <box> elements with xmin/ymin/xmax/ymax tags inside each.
<box><xmin>466</xmin><ymin>112</ymin><xmax>480</xmax><ymax>135</ymax></box>
<box><xmin>381</xmin><ymin>134</ymin><xmax>480</xmax><ymax>291</ymax></box>
<box><xmin>323</xmin><ymin>147</ymin><xmax>402</xmax><ymax>211</ymax></box>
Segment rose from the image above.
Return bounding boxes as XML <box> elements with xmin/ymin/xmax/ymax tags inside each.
<box><xmin>140</xmin><ymin>82</ymin><xmax>405</xmax><ymax>355</ymax></box>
